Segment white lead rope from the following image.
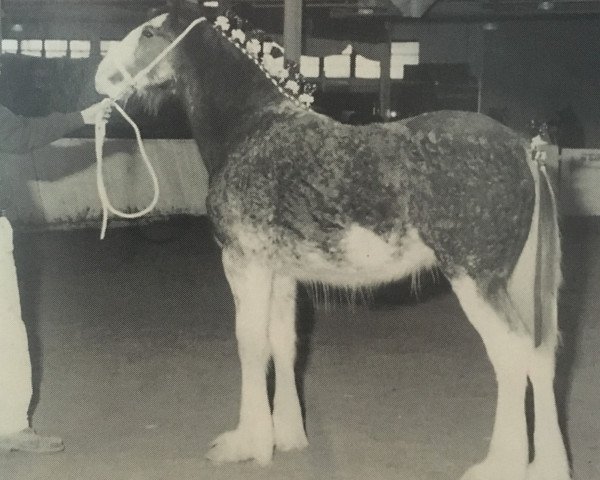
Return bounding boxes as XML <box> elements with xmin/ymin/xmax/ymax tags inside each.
<box><xmin>95</xmin><ymin>101</ymin><xmax>160</xmax><ymax>240</ymax></box>
<box><xmin>94</xmin><ymin>17</ymin><xmax>207</xmax><ymax>239</ymax></box>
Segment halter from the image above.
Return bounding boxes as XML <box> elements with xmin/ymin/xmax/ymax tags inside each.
<box><xmin>95</xmin><ymin>17</ymin><xmax>208</xmax><ymax>239</ymax></box>
<box><xmin>111</xmin><ymin>17</ymin><xmax>209</xmax><ymax>98</ymax></box>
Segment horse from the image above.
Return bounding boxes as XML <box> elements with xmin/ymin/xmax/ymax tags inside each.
<box><xmin>94</xmin><ymin>9</ymin><xmax>571</xmax><ymax>480</ymax></box>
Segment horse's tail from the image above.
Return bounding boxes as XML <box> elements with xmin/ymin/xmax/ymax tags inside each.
<box><xmin>506</xmin><ymin>155</ymin><xmax>561</xmax><ymax>349</ymax></box>
<box><xmin>534</xmin><ymin>162</ymin><xmax>562</xmax><ymax>348</ymax></box>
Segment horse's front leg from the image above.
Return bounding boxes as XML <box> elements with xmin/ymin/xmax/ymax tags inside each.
<box><xmin>269</xmin><ymin>275</ymin><xmax>309</xmax><ymax>452</ymax></box>
<box><xmin>207</xmin><ymin>249</ymin><xmax>274</xmax><ymax>465</ymax></box>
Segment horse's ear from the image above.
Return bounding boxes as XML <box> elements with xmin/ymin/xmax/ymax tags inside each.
<box><xmin>146</xmin><ymin>5</ymin><xmax>169</xmax><ymax>20</ymax></box>
<box><xmin>165</xmin><ymin>0</ymin><xmax>182</xmax><ymax>23</ymax></box>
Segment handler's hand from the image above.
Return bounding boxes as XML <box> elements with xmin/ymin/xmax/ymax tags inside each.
<box><xmin>81</xmin><ymin>99</ymin><xmax>113</xmax><ymax>125</ymax></box>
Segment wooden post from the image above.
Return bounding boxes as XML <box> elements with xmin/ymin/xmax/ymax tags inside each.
<box><xmin>350</xmin><ymin>49</ymin><xmax>356</xmax><ymax>79</ymax></box>
<box><xmin>90</xmin><ymin>33</ymin><xmax>101</xmax><ymax>60</ymax></box>
<box><xmin>283</xmin><ymin>0</ymin><xmax>302</xmax><ymax>65</ymax></box>
<box><xmin>0</xmin><ymin>0</ymin><xmax>3</xmax><ymax>55</ymax></box>
<box><xmin>379</xmin><ymin>21</ymin><xmax>392</xmax><ymax>120</ymax></box>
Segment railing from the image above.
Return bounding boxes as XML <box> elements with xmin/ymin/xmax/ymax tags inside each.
<box><xmin>0</xmin><ymin>138</ymin><xmax>208</xmax><ymax>231</ymax></box>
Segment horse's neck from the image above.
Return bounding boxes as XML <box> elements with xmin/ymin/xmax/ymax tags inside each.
<box><xmin>177</xmin><ymin>32</ymin><xmax>284</xmax><ymax>176</ymax></box>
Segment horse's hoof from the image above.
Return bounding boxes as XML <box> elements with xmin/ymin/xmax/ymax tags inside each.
<box><xmin>273</xmin><ymin>409</ymin><xmax>309</xmax><ymax>452</ymax></box>
<box><xmin>206</xmin><ymin>428</ymin><xmax>273</xmax><ymax>465</ymax></box>
<box><xmin>526</xmin><ymin>459</ymin><xmax>572</xmax><ymax>480</ymax></box>
<box><xmin>461</xmin><ymin>458</ymin><xmax>527</xmax><ymax>480</ymax></box>
<box><xmin>274</xmin><ymin>425</ymin><xmax>308</xmax><ymax>452</ymax></box>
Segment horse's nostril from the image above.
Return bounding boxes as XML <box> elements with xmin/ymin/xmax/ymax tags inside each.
<box><xmin>108</xmin><ymin>72</ymin><xmax>124</xmax><ymax>84</ymax></box>
<box><xmin>95</xmin><ymin>68</ymin><xmax>125</xmax><ymax>95</ymax></box>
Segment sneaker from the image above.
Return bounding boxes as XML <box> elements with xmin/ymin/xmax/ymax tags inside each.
<box><xmin>0</xmin><ymin>428</ymin><xmax>64</xmax><ymax>453</ymax></box>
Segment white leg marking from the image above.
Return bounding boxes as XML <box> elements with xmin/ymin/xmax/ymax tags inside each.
<box><xmin>268</xmin><ymin>275</ymin><xmax>309</xmax><ymax>452</ymax></box>
<box><xmin>452</xmin><ymin>276</ymin><xmax>530</xmax><ymax>480</ymax></box>
<box><xmin>207</xmin><ymin>249</ymin><xmax>274</xmax><ymax>465</ymax></box>
<box><xmin>527</xmin><ymin>346</ymin><xmax>571</xmax><ymax>480</ymax></box>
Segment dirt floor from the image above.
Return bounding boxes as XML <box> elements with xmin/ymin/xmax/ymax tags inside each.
<box><xmin>1</xmin><ymin>217</ymin><xmax>598</xmax><ymax>480</ymax></box>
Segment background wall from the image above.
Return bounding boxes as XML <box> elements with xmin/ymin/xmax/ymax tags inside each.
<box><xmin>481</xmin><ymin>19</ymin><xmax>599</xmax><ymax>146</ymax></box>
<box><xmin>389</xmin><ymin>18</ymin><xmax>599</xmax><ymax>146</ymax></box>
<box><xmin>391</xmin><ymin>22</ymin><xmax>483</xmax><ymax>71</ymax></box>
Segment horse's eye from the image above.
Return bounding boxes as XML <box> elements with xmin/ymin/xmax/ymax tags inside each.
<box><xmin>142</xmin><ymin>28</ymin><xmax>154</xmax><ymax>38</ymax></box>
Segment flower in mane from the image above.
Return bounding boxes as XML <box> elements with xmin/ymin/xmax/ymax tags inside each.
<box><xmin>211</xmin><ymin>12</ymin><xmax>317</xmax><ymax>109</ymax></box>
<box><xmin>214</xmin><ymin>16</ymin><xmax>230</xmax><ymax>31</ymax></box>
<box><xmin>245</xmin><ymin>38</ymin><xmax>261</xmax><ymax>57</ymax></box>
<box><xmin>230</xmin><ymin>29</ymin><xmax>246</xmax><ymax>44</ymax></box>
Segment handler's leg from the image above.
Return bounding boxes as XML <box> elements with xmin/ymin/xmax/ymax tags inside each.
<box><xmin>0</xmin><ymin>217</ymin><xmax>63</xmax><ymax>453</ymax></box>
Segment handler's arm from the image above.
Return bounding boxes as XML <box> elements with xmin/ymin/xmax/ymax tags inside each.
<box><xmin>0</xmin><ymin>104</ymin><xmax>85</xmax><ymax>154</ymax></box>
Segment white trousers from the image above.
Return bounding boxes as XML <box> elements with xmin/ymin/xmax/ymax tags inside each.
<box><xmin>0</xmin><ymin>217</ymin><xmax>31</xmax><ymax>435</ymax></box>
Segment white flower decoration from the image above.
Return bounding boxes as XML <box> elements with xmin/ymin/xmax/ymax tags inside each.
<box><xmin>284</xmin><ymin>80</ymin><xmax>300</xmax><ymax>94</ymax></box>
<box><xmin>246</xmin><ymin>39</ymin><xmax>261</xmax><ymax>57</ymax></box>
<box><xmin>230</xmin><ymin>28</ymin><xmax>246</xmax><ymax>44</ymax></box>
<box><xmin>214</xmin><ymin>16</ymin><xmax>230</xmax><ymax>31</ymax></box>
<box><xmin>277</xmin><ymin>68</ymin><xmax>290</xmax><ymax>80</ymax></box>
<box><xmin>298</xmin><ymin>93</ymin><xmax>315</xmax><ymax>106</ymax></box>
<box><xmin>263</xmin><ymin>54</ymin><xmax>285</xmax><ymax>78</ymax></box>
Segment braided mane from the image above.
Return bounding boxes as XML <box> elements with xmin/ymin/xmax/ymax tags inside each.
<box><xmin>209</xmin><ymin>11</ymin><xmax>317</xmax><ymax>109</ymax></box>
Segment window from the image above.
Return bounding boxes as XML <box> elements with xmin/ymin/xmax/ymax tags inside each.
<box><xmin>100</xmin><ymin>40</ymin><xmax>120</xmax><ymax>56</ymax></box>
<box><xmin>324</xmin><ymin>44</ymin><xmax>352</xmax><ymax>78</ymax></box>
<box><xmin>21</xmin><ymin>40</ymin><xmax>43</xmax><ymax>57</ymax></box>
<box><xmin>2</xmin><ymin>38</ymin><xmax>98</xmax><ymax>58</ymax></box>
<box><xmin>1</xmin><ymin>39</ymin><xmax>18</xmax><ymax>54</ymax></box>
<box><xmin>391</xmin><ymin>42</ymin><xmax>419</xmax><ymax>80</ymax></box>
<box><xmin>355</xmin><ymin>55</ymin><xmax>380</xmax><ymax>79</ymax></box>
<box><xmin>324</xmin><ymin>55</ymin><xmax>350</xmax><ymax>78</ymax></box>
<box><xmin>300</xmin><ymin>56</ymin><xmax>320</xmax><ymax>78</ymax></box>
<box><xmin>69</xmin><ymin>40</ymin><xmax>91</xmax><ymax>58</ymax></box>
<box><xmin>45</xmin><ymin>40</ymin><xmax>68</xmax><ymax>58</ymax></box>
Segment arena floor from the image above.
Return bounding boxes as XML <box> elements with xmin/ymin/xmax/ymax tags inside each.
<box><xmin>1</xmin><ymin>217</ymin><xmax>598</xmax><ymax>480</ymax></box>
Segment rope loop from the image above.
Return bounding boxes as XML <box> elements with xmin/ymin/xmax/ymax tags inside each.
<box><xmin>95</xmin><ymin>101</ymin><xmax>160</xmax><ymax>239</ymax></box>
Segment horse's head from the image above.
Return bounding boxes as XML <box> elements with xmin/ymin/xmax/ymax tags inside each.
<box><xmin>95</xmin><ymin>13</ymin><xmax>181</xmax><ymax>105</ymax></box>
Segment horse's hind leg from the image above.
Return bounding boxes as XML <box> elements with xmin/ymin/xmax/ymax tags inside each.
<box><xmin>207</xmin><ymin>249</ymin><xmax>274</xmax><ymax>465</ymax></box>
<box><xmin>527</xmin><ymin>343</ymin><xmax>571</xmax><ymax>480</ymax></box>
<box><xmin>452</xmin><ymin>275</ymin><xmax>530</xmax><ymax>480</ymax></box>
<box><xmin>525</xmin><ymin>284</ymin><xmax>570</xmax><ymax>479</ymax></box>
<box><xmin>507</xmin><ymin>253</ymin><xmax>570</xmax><ymax>480</ymax></box>
<box><xmin>268</xmin><ymin>275</ymin><xmax>309</xmax><ymax>451</ymax></box>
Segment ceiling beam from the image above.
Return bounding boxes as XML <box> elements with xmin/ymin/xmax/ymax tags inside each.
<box><xmin>1</xmin><ymin>5</ymin><xmax>152</xmax><ymax>24</ymax></box>
<box><xmin>389</xmin><ymin>0</ymin><xmax>440</xmax><ymax>16</ymax></box>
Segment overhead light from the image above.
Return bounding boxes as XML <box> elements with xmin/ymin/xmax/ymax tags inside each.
<box><xmin>538</xmin><ymin>1</ymin><xmax>555</xmax><ymax>10</ymax></box>
<box><xmin>203</xmin><ymin>1</ymin><xmax>219</xmax><ymax>7</ymax></box>
<box><xmin>482</xmin><ymin>22</ymin><xmax>498</xmax><ymax>31</ymax></box>
<box><xmin>11</xmin><ymin>24</ymin><xmax>24</xmax><ymax>33</ymax></box>
<box><xmin>357</xmin><ymin>8</ymin><xmax>375</xmax><ymax>15</ymax></box>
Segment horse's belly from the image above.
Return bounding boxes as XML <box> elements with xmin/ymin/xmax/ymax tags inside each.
<box><xmin>232</xmin><ymin>223</ymin><xmax>438</xmax><ymax>287</ymax></box>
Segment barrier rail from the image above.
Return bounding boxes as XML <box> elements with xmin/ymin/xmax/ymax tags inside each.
<box><xmin>0</xmin><ymin>138</ymin><xmax>208</xmax><ymax>230</ymax></box>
